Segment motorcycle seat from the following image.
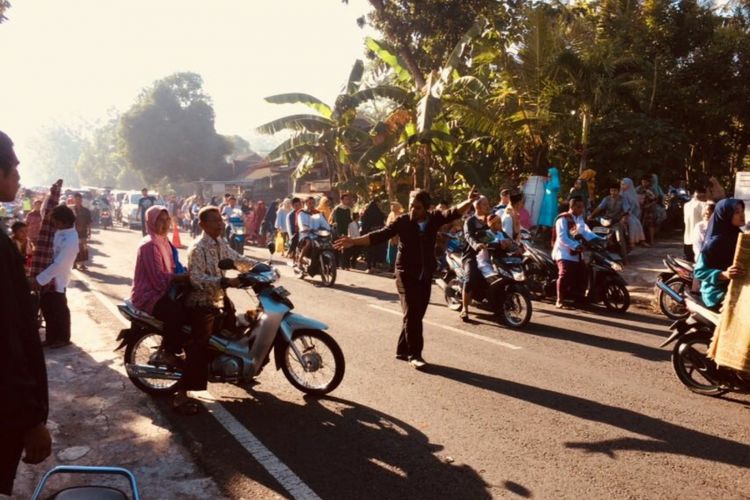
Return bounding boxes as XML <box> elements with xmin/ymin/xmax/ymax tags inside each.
<box><xmin>124</xmin><ymin>299</ymin><xmax>164</xmax><ymax>328</ymax></box>
<box><xmin>685</xmin><ymin>292</ymin><xmax>720</xmax><ymax>326</ymax></box>
<box><xmin>673</xmin><ymin>257</ymin><xmax>694</xmax><ymax>272</ymax></box>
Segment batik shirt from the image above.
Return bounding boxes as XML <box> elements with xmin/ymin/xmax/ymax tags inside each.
<box><xmin>186</xmin><ymin>234</ymin><xmax>255</xmax><ymax>308</ymax></box>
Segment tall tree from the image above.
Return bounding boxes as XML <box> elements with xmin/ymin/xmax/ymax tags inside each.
<box><xmin>26</xmin><ymin>124</ymin><xmax>84</xmax><ymax>186</ymax></box>
<box><xmin>119</xmin><ymin>72</ymin><xmax>232</xmax><ymax>185</ymax></box>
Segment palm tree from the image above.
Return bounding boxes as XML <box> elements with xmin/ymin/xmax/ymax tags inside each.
<box><xmin>257</xmin><ymin>60</ymin><xmax>409</xmax><ymax>198</ymax></box>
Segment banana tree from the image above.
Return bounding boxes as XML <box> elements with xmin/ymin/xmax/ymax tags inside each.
<box><xmin>362</xmin><ymin>18</ymin><xmax>486</xmax><ymax>191</ymax></box>
<box><xmin>258</xmin><ymin>60</ymin><xmax>411</xmax><ymax>198</ymax></box>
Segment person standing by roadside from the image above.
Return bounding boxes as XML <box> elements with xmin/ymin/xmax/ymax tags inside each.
<box><xmin>637</xmin><ymin>175</ymin><xmax>659</xmax><ymax>246</ymax></box>
<box><xmin>361</xmin><ymin>200</ymin><xmax>387</xmax><ymax>274</ymax></box>
<box><xmin>11</xmin><ymin>221</ymin><xmax>34</xmax><ymax>272</ymax></box>
<box><xmin>683</xmin><ymin>186</ymin><xmax>707</xmax><ymax>262</ymax></box>
<box><xmin>286</xmin><ymin>197</ymin><xmax>302</xmax><ymax>259</ymax></box>
<box><xmin>0</xmin><ymin>131</ymin><xmax>52</xmax><ymax>496</ymax></box>
<box><xmin>330</xmin><ymin>193</ymin><xmax>354</xmax><ymax>269</ymax></box>
<box><xmin>138</xmin><ymin>188</ymin><xmax>156</xmax><ymax>237</ymax></box>
<box><xmin>25</xmin><ymin>199</ymin><xmax>43</xmax><ymax>244</ymax></box>
<box><xmin>34</xmin><ymin>205</ymin><xmax>79</xmax><ymax>348</ymax></box>
<box><xmin>553</xmin><ymin>196</ymin><xmax>601</xmax><ymax>309</ymax></box>
<box><xmin>493</xmin><ymin>188</ymin><xmax>512</xmax><ymax>214</ymax></box>
<box><xmin>335</xmin><ymin>188</ymin><xmax>478</xmax><ymax>368</ymax></box>
<box><xmin>72</xmin><ymin>192</ymin><xmax>91</xmax><ymax>270</ymax></box>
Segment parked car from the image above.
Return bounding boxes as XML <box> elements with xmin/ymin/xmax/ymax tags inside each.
<box><xmin>122</xmin><ymin>191</ymin><xmax>163</xmax><ymax>230</ymax></box>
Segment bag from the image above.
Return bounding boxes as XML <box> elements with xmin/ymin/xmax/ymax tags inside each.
<box><xmin>275</xmin><ymin>231</ymin><xmax>285</xmax><ymax>254</ymax></box>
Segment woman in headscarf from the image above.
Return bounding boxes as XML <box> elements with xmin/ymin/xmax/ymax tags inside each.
<box><xmin>131</xmin><ymin>206</ymin><xmax>189</xmax><ymax>371</ymax></box>
<box><xmin>579</xmin><ymin>169</ymin><xmax>597</xmax><ymax>212</ymax></box>
<box><xmin>385</xmin><ymin>201</ymin><xmax>404</xmax><ymax>271</ymax></box>
<box><xmin>651</xmin><ymin>173</ymin><xmax>668</xmax><ymax>226</ymax></box>
<box><xmin>247</xmin><ymin>200</ymin><xmax>267</xmax><ymax>245</ymax></box>
<box><xmin>568</xmin><ymin>179</ymin><xmax>589</xmax><ymax>216</ymax></box>
<box><xmin>694</xmin><ymin>198</ymin><xmax>746</xmax><ymax>309</ymax></box>
<box><xmin>620</xmin><ymin>178</ymin><xmax>646</xmax><ymax>247</ymax></box>
<box><xmin>361</xmin><ymin>200</ymin><xmax>387</xmax><ymax>273</ymax></box>
<box><xmin>706</xmin><ymin>176</ymin><xmax>726</xmax><ymax>202</ymax></box>
<box><xmin>261</xmin><ymin>200</ymin><xmax>278</xmax><ymax>243</ymax></box>
<box><xmin>538</xmin><ymin>167</ymin><xmax>561</xmax><ymax>227</ymax></box>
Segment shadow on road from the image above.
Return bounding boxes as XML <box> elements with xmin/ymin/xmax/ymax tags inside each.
<box><xmin>333</xmin><ymin>282</ymin><xmax>400</xmax><ymax>302</ymax></box>
<box><xmin>521</xmin><ymin>321</ymin><xmax>669</xmax><ymax>362</ymax></box>
<box><xmin>548</xmin><ymin>309</ymin><xmax>668</xmax><ymax>337</ymax></box>
<box><xmin>218</xmin><ymin>392</ymin><xmax>492</xmax><ymax>500</ymax></box>
<box><xmin>422</xmin><ymin>363</ymin><xmax>750</xmax><ymax>468</ymax></box>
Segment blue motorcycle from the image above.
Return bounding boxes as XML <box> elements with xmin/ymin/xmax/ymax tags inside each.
<box><xmin>228</xmin><ymin>212</ymin><xmax>246</xmax><ymax>254</ymax></box>
<box><xmin>117</xmin><ymin>246</ymin><xmax>345</xmax><ymax>396</ymax></box>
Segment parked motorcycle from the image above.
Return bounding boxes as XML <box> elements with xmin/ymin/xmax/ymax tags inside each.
<box><xmin>293</xmin><ymin>229</ymin><xmax>337</xmax><ymax>287</ymax></box>
<box><xmin>588</xmin><ymin>215</ymin><xmax>628</xmax><ymax>260</ymax></box>
<box><xmin>228</xmin><ymin>211</ymin><xmax>246</xmax><ymax>255</ymax></box>
<box><xmin>438</xmin><ymin>240</ymin><xmax>533</xmax><ymax>328</ymax></box>
<box><xmin>655</xmin><ymin>254</ymin><xmax>694</xmax><ymax>320</ymax></box>
<box><xmin>658</xmin><ymin>289</ymin><xmax>750</xmax><ymax>396</ymax></box>
<box><xmin>117</xmin><ymin>247</ymin><xmax>345</xmax><ymax>397</ymax></box>
<box><xmin>32</xmin><ymin>465</ymin><xmax>140</xmax><ymax>500</ymax></box>
<box><xmin>523</xmin><ymin>236</ymin><xmax>630</xmax><ymax>312</ymax></box>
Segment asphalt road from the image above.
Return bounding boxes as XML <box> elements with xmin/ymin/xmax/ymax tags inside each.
<box><xmin>76</xmin><ymin>226</ymin><xmax>750</xmax><ymax>499</ymax></box>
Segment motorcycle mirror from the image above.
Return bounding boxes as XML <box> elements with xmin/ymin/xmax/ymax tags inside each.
<box><xmin>218</xmin><ymin>259</ymin><xmax>235</xmax><ymax>270</ymax></box>
<box><xmin>267</xmin><ymin>241</ymin><xmax>275</xmax><ymax>255</ymax></box>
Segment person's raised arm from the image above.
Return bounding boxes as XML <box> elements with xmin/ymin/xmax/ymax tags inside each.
<box><xmin>453</xmin><ymin>186</ymin><xmax>480</xmax><ymax>216</ymax></box>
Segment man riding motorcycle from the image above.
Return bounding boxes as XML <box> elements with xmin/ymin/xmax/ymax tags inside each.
<box><xmin>296</xmin><ymin>196</ymin><xmax>330</xmax><ymax>273</ymax></box>
<box><xmin>176</xmin><ymin>206</ymin><xmax>257</xmax><ymax>415</ymax></box>
<box><xmin>553</xmin><ymin>196</ymin><xmax>603</xmax><ymax>309</ymax></box>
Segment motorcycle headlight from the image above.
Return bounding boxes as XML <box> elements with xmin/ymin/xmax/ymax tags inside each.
<box><xmin>611</xmin><ymin>262</ymin><xmax>624</xmax><ymax>273</ymax></box>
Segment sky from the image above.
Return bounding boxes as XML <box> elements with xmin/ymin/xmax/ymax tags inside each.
<box><xmin>0</xmin><ymin>0</ymin><xmax>375</xmax><ymax>184</ymax></box>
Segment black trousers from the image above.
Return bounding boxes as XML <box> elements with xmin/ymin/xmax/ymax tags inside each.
<box><xmin>40</xmin><ymin>290</ymin><xmax>70</xmax><ymax>343</ymax></box>
<box><xmin>395</xmin><ymin>272</ymin><xmax>433</xmax><ymax>359</ymax></box>
<box><xmin>183</xmin><ymin>306</ymin><xmax>219</xmax><ymax>391</ymax></box>
<box><xmin>153</xmin><ymin>294</ymin><xmax>185</xmax><ymax>354</ymax></box>
<box><xmin>0</xmin><ymin>429</ymin><xmax>25</xmax><ymax>495</ymax></box>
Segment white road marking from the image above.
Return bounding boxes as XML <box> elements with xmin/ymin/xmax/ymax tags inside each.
<box><xmin>75</xmin><ymin>270</ymin><xmax>321</xmax><ymax>500</ymax></box>
<box><xmin>368</xmin><ymin>304</ymin><xmax>522</xmax><ymax>350</ymax></box>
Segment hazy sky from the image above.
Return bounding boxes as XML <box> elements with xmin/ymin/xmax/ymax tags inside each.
<box><xmin>0</xmin><ymin>0</ymin><xmax>374</xmax><ymax>181</ymax></box>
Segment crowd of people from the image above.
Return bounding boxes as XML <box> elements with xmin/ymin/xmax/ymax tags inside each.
<box><xmin>4</xmin><ymin>115</ymin><xmax>749</xmax><ymax>496</ymax></box>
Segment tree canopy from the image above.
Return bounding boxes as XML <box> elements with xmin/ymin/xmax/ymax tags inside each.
<box><xmin>119</xmin><ymin>72</ymin><xmax>233</xmax><ymax>185</ymax></box>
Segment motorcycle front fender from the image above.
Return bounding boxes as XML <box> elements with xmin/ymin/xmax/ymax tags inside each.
<box><xmin>273</xmin><ymin>313</ymin><xmax>330</xmax><ymax>370</ymax></box>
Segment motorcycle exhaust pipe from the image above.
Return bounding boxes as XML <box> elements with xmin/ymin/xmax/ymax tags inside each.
<box><xmin>125</xmin><ymin>364</ymin><xmax>182</xmax><ymax>380</ymax></box>
<box><xmin>656</xmin><ymin>280</ymin><xmax>684</xmax><ymax>304</ymax></box>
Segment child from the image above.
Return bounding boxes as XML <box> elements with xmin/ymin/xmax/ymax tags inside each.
<box><xmin>11</xmin><ymin>221</ymin><xmax>34</xmax><ymax>273</ymax></box>
<box><xmin>476</xmin><ymin>215</ymin><xmax>507</xmax><ymax>279</ymax></box>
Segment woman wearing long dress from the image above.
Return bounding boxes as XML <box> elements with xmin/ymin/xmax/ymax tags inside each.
<box><xmin>538</xmin><ymin>167</ymin><xmax>560</xmax><ymax>228</ymax></box>
<box><xmin>620</xmin><ymin>178</ymin><xmax>646</xmax><ymax>247</ymax></box>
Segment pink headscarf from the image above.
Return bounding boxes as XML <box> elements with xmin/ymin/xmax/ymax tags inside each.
<box><xmin>145</xmin><ymin>205</ymin><xmax>174</xmax><ymax>272</ymax></box>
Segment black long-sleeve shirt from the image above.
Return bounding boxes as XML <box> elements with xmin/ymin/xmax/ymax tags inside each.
<box><xmin>367</xmin><ymin>209</ymin><xmax>461</xmax><ymax>280</ymax></box>
<box><xmin>462</xmin><ymin>215</ymin><xmax>490</xmax><ymax>263</ymax></box>
<box><xmin>0</xmin><ymin>231</ymin><xmax>48</xmax><ymax>431</ymax></box>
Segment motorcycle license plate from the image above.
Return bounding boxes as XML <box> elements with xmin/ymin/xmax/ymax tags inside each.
<box><xmin>273</xmin><ymin>286</ymin><xmax>291</xmax><ymax>298</ymax></box>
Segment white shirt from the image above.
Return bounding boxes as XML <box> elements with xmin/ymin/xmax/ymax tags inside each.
<box><xmin>348</xmin><ymin>220</ymin><xmax>360</xmax><ymax>238</ymax></box>
<box><xmin>683</xmin><ymin>198</ymin><xmax>705</xmax><ymax>244</ymax></box>
<box><xmin>501</xmin><ymin>213</ymin><xmax>514</xmax><ymax>238</ymax></box>
<box><xmin>693</xmin><ymin>220</ymin><xmax>709</xmax><ymax>257</ymax></box>
<box><xmin>299</xmin><ymin>211</ymin><xmax>329</xmax><ymax>238</ymax></box>
<box><xmin>552</xmin><ymin>213</ymin><xmax>599</xmax><ymax>262</ymax></box>
<box><xmin>36</xmin><ymin>227</ymin><xmax>79</xmax><ymax>293</ymax></box>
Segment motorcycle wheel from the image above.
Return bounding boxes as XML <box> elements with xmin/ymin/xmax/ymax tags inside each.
<box><xmin>522</xmin><ymin>261</ymin><xmax>547</xmax><ymax>301</ymax></box>
<box><xmin>498</xmin><ymin>284</ymin><xmax>532</xmax><ymax>328</ymax></box>
<box><xmin>444</xmin><ymin>276</ymin><xmax>463</xmax><ymax>311</ymax></box>
<box><xmin>602</xmin><ymin>279</ymin><xmax>630</xmax><ymax>313</ymax></box>
<box><xmin>672</xmin><ymin>331</ymin><xmax>727</xmax><ymax>396</ymax></box>
<box><xmin>124</xmin><ymin>331</ymin><xmax>182</xmax><ymax>396</ymax></box>
<box><xmin>281</xmin><ymin>329</ymin><xmax>345</xmax><ymax>396</ymax></box>
<box><xmin>318</xmin><ymin>251</ymin><xmax>337</xmax><ymax>287</ymax></box>
<box><xmin>658</xmin><ymin>276</ymin><xmax>689</xmax><ymax>320</ymax></box>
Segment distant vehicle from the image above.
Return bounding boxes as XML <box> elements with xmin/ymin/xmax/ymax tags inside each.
<box><xmin>122</xmin><ymin>191</ymin><xmax>163</xmax><ymax>230</ymax></box>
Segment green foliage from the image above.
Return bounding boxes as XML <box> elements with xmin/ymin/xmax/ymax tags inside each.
<box><xmin>119</xmin><ymin>72</ymin><xmax>232</xmax><ymax>185</ymax></box>
<box><xmin>27</xmin><ymin>124</ymin><xmax>84</xmax><ymax>186</ymax></box>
